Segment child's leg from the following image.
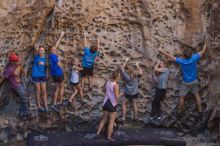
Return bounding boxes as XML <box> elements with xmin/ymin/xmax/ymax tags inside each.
<box><xmin>69</xmin><ymin>86</ymin><xmax>77</xmax><ymax>102</ymax></box>
<box><xmin>122</xmin><ymin>97</ymin><xmax>127</xmax><ymax>121</ymax></box>
<box><xmin>77</xmin><ymin>85</ymin><xmax>83</xmax><ymax>100</ymax></box>
<box><xmin>132</xmin><ymin>98</ymin><xmax>138</xmax><ymax>120</ymax></box>
<box><xmin>107</xmin><ymin>112</ymin><xmax>116</xmax><ymax>140</ymax></box>
<box><xmin>41</xmin><ymin>82</ymin><xmax>48</xmax><ymax>109</ymax></box>
<box><xmin>89</xmin><ymin>75</ymin><xmax>93</xmax><ymax>90</ymax></box>
<box><xmin>35</xmin><ymin>83</ymin><xmax>41</xmax><ymax>108</ymax></box>
<box><xmin>53</xmin><ymin>83</ymin><xmax>59</xmax><ymax>105</ymax></box>
<box><xmin>97</xmin><ymin>111</ymin><xmax>109</xmax><ymax>135</ymax></box>
<box><xmin>58</xmin><ymin>81</ymin><xmax>64</xmax><ymax>104</ymax></box>
<box><xmin>81</xmin><ymin>76</ymin><xmax>86</xmax><ymax>89</ymax></box>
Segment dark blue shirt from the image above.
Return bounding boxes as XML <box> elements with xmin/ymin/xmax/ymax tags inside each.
<box><xmin>49</xmin><ymin>53</ymin><xmax>63</xmax><ymax>76</ymax></box>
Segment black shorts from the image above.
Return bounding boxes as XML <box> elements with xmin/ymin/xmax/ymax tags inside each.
<box><xmin>103</xmin><ymin>99</ymin><xmax>117</xmax><ymax>112</ymax></box>
<box><xmin>70</xmin><ymin>82</ymin><xmax>80</xmax><ymax>87</ymax></box>
<box><xmin>53</xmin><ymin>75</ymin><xmax>64</xmax><ymax>83</ymax></box>
<box><xmin>81</xmin><ymin>67</ymin><xmax>94</xmax><ymax>77</ymax></box>
<box><xmin>155</xmin><ymin>88</ymin><xmax>166</xmax><ymax>100</ymax></box>
<box><xmin>124</xmin><ymin>93</ymin><xmax>138</xmax><ymax>101</ymax></box>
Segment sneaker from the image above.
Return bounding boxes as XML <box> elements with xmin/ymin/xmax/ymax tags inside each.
<box><xmin>38</xmin><ymin>107</ymin><xmax>48</xmax><ymax>113</ymax></box>
<box><xmin>153</xmin><ymin>117</ymin><xmax>162</xmax><ymax>125</ymax></box>
<box><xmin>50</xmin><ymin>104</ymin><xmax>59</xmax><ymax>112</ymax></box>
<box><xmin>143</xmin><ymin>116</ymin><xmax>155</xmax><ymax>125</ymax></box>
<box><xmin>38</xmin><ymin>107</ymin><xmax>44</xmax><ymax>112</ymax></box>
<box><xmin>106</xmin><ymin>138</ymin><xmax>115</xmax><ymax>141</ymax></box>
<box><xmin>57</xmin><ymin>104</ymin><xmax>63</xmax><ymax>110</ymax></box>
<box><xmin>85</xmin><ymin>133</ymin><xmax>100</xmax><ymax>140</ymax></box>
<box><xmin>63</xmin><ymin>99</ymin><xmax>70</xmax><ymax>106</ymax></box>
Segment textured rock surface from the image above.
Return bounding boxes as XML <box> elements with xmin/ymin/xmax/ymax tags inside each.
<box><xmin>0</xmin><ymin>0</ymin><xmax>219</xmax><ymax>145</ymax></box>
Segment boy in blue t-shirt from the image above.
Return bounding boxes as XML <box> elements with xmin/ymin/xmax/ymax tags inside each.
<box><xmin>159</xmin><ymin>35</ymin><xmax>209</xmax><ymax>120</ymax></box>
<box><xmin>81</xmin><ymin>33</ymin><xmax>99</xmax><ymax>91</ymax></box>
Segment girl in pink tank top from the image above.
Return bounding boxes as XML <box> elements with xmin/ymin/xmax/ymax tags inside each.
<box><xmin>96</xmin><ymin>71</ymin><xmax>120</xmax><ymax>141</ymax></box>
<box><xmin>103</xmin><ymin>80</ymin><xmax>117</xmax><ymax>107</ymax></box>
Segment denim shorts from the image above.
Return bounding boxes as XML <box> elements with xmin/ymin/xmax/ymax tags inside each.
<box><xmin>32</xmin><ymin>76</ymin><xmax>46</xmax><ymax>83</ymax></box>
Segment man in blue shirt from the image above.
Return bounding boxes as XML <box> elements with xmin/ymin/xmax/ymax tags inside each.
<box><xmin>81</xmin><ymin>34</ymin><xmax>99</xmax><ymax>91</ymax></box>
<box><xmin>159</xmin><ymin>36</ymin><xmax>209</xmax><ymax>120</ymax></box>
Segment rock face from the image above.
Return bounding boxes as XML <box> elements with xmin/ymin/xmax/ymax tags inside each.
<box><xmin>0</xmin><ymin>0</ymin><xmax>219</xmax><ymax>144</ymax></box>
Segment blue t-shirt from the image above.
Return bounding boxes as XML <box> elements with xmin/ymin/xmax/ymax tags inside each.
<box><xmin>82</xmin><ymin>47</ymin><xmax>97</xmax><ymax>68</ymax></box>
<box><xmin>32</xmin><ymin>55</ymin><xmax>46</xmax><ymax>77</ymax></box>
<box><xmin>49</xmin><ymin>53</ymin><xmax>63</xmax><ymax>76</ymax></box>
<box><xmin>175</xmin><ymin>53</ymin><xmax>201</xmax><ymax>83</ymax></box>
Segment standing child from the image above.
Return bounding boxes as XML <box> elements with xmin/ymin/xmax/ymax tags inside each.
<box><xmin>121</xmin><ymin>58</ymin><xmax>143</xmax><ymax>123</ymax></box>
<box><xmin>49</xmin><ymin>32</ymin><xmax>65</xmax><ymax>112</ymax></box>
<box><xmin>81</xmin><ymin>33</ymin><xmax>99</xmax><ymax>91</ymax></box>
<box><xmin>96</xmin><ymin>71</ymin><xmax>120</xmax><ymax>140</ymax></box>
<box><xmin>69</xmin><ymin>59</ymin><xmax>83</xmax><ymax>103</ymax></box>
<box><xmin>145</xmin><ymin>60</ymin><xmax>169</xmax><ymax>125</ymax></box>
<box><xmin>32</xmin><ymin>46</ymin><xmax>48</xmax><ymax>113</ymax></box>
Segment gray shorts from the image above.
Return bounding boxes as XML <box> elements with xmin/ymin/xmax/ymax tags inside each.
<box><xmin>179</xmin><ymin>80</ymin><xmax>199</xmax><ymax>97</ymax></box>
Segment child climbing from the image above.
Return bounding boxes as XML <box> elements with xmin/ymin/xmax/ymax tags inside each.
<box><xmin>145</xmin><ymin>60</ymin><xmax>169</xmax><ymax>125</ymax></box>
<box><xmin>81</xmin><ymin>32</ymin><xmax>99</xmax><ymax>92</ymax></box>
<box><xmin>69</xmin><ymin>58</ymin><xmax>84</xmax><ymax>103</ymax></box>
<box><xmin>49</xmin><ymin>32</ymin><xmax>65</xmax><ymax>112</ymax></box>
<box><xmin>159</xmin><ymin>35</ymin><xmax>210</xmax><ymax>120</ymax></box>
<box><xmin>120</xmin><ymin>58</ymin><xmax>143</xmax><ymax>124</ymax></box>
<box><xmin>32</xmin><ymin>46</ymin><xmax>48</xmax><ymax>113</ymax></box>
<box><xmin>96</xmin><ymin>71</ymin><xmax>120</xmax><ymax>140</ymax></box>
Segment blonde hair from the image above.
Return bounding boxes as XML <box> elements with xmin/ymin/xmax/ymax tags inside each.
<box><xmin>126</xmin><ymin>64</ymin><xmax>138</xmax><ymax>79</ymax></box>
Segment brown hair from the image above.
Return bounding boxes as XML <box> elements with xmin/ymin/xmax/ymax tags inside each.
<box><xmin>183</xmin><ymin>45</ymin><xmax>194</xmax><ymax>59</ymax></box>
<box><xmin>90</xmin><ymin>45</ymin><xmax>98</xmax><ymax>53</ymax></box>
<box><xmin>111</xmin><ymin>71</ymin><xmax>120</xmax><ymax>80</ymax></box>
<box><xmin>48</xmin><ymin>45</ymin><xmax>54</xmax><ymax>53</ymax></box>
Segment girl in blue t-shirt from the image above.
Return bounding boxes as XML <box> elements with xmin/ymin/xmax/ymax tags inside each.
<box><xmin>48</xmin><ymin>32</ymin><xmax>65</xmax><ymax>112</ymax></box>
<box><xmin>32</xmin><ymin>46</ymin><xmax>48</xmax><ymax>113</ymax></box>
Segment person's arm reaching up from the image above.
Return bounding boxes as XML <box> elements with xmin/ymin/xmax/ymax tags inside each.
<box><xmin>54</xmin><ymin>32</ymin><xmax>65</xmax><ymax>49</ymax></box>
<box><xmin>153</xmin><ymin>70</ymin><xmax>158</xmax><ymax>83</ymax></box>
<box><xmin>154</xmin><ymin>60</ymin><xmax>166</xmax><ymax>72</ymax></box>
<box><xmin>159</xmin><ymin>49</ymin><xmax>176</xmax><ymax>61</ymax></box>
<box><xmin>72</xmin><ymin>65</ymin><xmax>83</xmax><ymax>71</ymax></box>
<box><xmin>121</xmin><ymin>58</ymin><xmax>129</xmax><ymax>70</ymax></box>
<box><xmin>136</xmin><ymin>62</ymin><xmax>143</xmax><ymax>76</ymax></box>
<box><xmin>198</xmin><ymin>35</ymin><xmax>210</xmax><ymax>57</ymax></box>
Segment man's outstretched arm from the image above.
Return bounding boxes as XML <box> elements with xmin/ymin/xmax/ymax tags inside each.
<box><xmin>159</xmin><ymin>49</ymin><xmax>176</xmax><ymax>61</ymax></box>
<box><xmin>198</xmin><ymin>35</ymin><xmax>210</xmax><ymax>57</ymax></box>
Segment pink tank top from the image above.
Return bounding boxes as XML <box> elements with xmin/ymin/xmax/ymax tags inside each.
<box><xmin>103</xmin><ymin>80</ymin><xmax>117</xmax><ymax>106</ymax></box>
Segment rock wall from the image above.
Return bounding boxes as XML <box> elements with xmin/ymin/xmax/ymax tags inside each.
<box><xmin>0</xmin><ymin>0</ymin><xmax>219</xmax><ymax>144</ymax></box>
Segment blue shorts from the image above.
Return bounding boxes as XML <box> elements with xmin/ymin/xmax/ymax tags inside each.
<box><xmin>32</xmin><ymin>76</ymin><xmax>46</xmax><ymax>83</ymax></box>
